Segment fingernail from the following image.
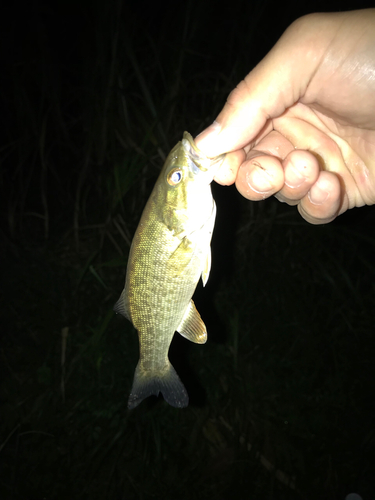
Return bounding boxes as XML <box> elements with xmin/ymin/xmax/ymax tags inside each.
<box><xmin>247</xmin><ymin>163</ymin><xmax>274</xmax><ymax>193</ymax></box>
<box><xmin>308</xmin><ymin>181</ymin><xmax>329</xmax><ymax>205</ymax></box>
<box><xmin>285</xmin><ymin>166</ymin><xmax>307</xmax><ymax>188</ymax></box>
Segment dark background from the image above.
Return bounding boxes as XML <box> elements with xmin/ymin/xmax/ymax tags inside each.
<box><xmin>1</xmin><ymin>0</ymin><xmax>375</xmax><ymax>499</ymax></box>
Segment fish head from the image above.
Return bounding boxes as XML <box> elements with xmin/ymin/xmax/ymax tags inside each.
<box><xmin>155</xmin><ymin>132</ymin><xmax>225</xmax><ymax>234</ymax></box>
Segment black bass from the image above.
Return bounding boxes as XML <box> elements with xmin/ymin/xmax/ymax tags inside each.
<box><xmin>114</xmin><ymin>132</ymin><xmax>225</xmax><ymax>409</ymax></box>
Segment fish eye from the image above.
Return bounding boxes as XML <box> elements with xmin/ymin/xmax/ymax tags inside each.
<box><xmin>167</xmin><ymin>168</ymin><xmax>182</xmax><ymax>186</ymax></box>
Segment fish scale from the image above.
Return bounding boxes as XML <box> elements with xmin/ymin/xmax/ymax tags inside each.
<box><xmin>114</xmin><ymin>132</ymin><xmax>225</xmax><ymax>408</ymax></box>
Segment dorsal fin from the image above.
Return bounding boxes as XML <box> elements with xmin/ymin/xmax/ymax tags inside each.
<box><xmin>113</xmin><ymin>288</ymin><xmax>131</xmax><ymax>321</ymax></box>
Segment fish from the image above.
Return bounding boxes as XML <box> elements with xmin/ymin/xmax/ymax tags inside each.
<box><xmin>114</xmin><ymin>132</ymin><xmax>225</xmax><ymax>409</ymax></box>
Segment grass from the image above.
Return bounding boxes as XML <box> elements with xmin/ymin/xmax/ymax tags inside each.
<box><xmin>1</xmin><ymin>1</ymin><xmax>375</xmax><ymax>499</ymax></box>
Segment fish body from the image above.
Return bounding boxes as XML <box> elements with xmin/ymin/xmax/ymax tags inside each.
<box><xmin>114</xmin><ymin>132</ymin><xmax>225</xmax><ymax>409</ymax></box>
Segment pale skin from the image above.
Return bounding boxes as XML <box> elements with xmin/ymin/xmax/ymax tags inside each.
<box><xmin>195</xmin><ymin>9</ymin><xmax>375</xmax><ymax>224</ymax></box>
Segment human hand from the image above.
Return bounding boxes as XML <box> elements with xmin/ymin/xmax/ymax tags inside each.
<box><xmin>196</xmin><ymin>9</ymin><xmax>375</xmax><ymax>224</ymax></box>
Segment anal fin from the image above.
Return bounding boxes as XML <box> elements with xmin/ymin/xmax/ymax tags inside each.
<box><xmin>177</xmin><ymin>300</ymin><xmax>207</xmax><ymax>344</ymax></box>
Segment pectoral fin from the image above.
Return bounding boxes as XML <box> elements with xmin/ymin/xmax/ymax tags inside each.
<box><xmin>177</xmin><ymin>300</ymin><xmax>207</xmax><ymax>344</ymax></box>
<box><xmin>201</xmin><ymin>248</ymin><xmax>211</xmax><ymax>287</ymax></box>
<box><xmin>201</xmin><ymin>201</ymin><xmax>216</xmax><ymax>286</ymax></box>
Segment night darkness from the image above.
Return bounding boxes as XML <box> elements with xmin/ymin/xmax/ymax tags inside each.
<box><xmin>1</xmin><ymin>0</ymin><xmax>375</xmax><ymax>499</ymax></box>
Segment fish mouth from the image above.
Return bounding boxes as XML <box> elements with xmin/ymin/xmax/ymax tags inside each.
<box><xmin>182</xmin><ymin>132</ymin><xmax>225</xmax><ymax>173</ymax></box>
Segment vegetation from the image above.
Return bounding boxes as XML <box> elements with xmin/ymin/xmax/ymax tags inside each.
<box><xmin>1</xmin><ymin>1</ymin><xmax>375</xmax><ymax>499</ymax></box>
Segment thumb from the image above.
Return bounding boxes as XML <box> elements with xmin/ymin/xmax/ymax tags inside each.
<box><xmin>195</xmin><ymin>13</ymin><xmax>331</xmax><ymax>157</ymax></box>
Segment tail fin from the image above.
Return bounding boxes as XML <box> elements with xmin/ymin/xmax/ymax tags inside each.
<box><xmin>128</xmin><ymin>361</ymin><xmax>189</xmax><ymax>409</ymax></box>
